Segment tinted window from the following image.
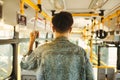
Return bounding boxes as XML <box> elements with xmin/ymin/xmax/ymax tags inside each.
<box><xmin>0</xmin><ymin>44</ymin><xmax>13</xmax><ymax>79</ymax></box>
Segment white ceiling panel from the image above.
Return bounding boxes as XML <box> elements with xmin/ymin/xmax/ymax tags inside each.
<box><xmin>41</xmin><ymin>0</ymin><xmax>93</xmax><ymax>13</ymax></box>
<box><xmin>102</xmin><ymin>0</ymin><xmax>120</xmax><ymax>9</ymax></box>
<box><xmin>42</xmin><ymin>0</ymin><xmax>54</xmax><ymax>10</ymax></box>
<box><xmin>101</xmin><ymin>0</ymin><xmax>120</xmax><ymax>16</ymax></box>
<box><xmin>64</xmin><ymin>0</ymin><xmax>92</xmax><ymax>9</ymax></box>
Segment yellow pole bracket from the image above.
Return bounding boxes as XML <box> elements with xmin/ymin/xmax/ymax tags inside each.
<box><xmin>24</xmin><ymin>0</ymin><xmax>39</xmax><ymax>11</ymax></box>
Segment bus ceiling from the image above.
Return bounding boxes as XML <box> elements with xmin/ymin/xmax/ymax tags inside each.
<box><xmin>1</xmin><ymin>0</ymin><xmax>120</xmax><ymax>27</ymax></box>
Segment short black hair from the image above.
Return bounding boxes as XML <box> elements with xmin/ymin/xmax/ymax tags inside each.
<box><xmin>52</xmin><ymin>11</ymin><xmax>73</xmax><ymax>33</ymax></box>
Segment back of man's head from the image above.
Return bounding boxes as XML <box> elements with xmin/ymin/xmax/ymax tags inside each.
<box><xmin>52</xmin><ymin>11</ymin><xmax>73</xmax><ymax>33</ymax></box>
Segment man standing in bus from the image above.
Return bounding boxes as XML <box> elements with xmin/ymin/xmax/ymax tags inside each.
<box><xmin>21</xmin><ymin>11</ymin><xmax>94</xmax><ymax>80</ymax></box>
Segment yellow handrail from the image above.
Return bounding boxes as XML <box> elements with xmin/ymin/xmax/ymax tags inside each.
<box><xmin>72</xmin><ymin>13</ymin><xmax>99</xmax><ymax>16</ymax></box>
<box><xmin>103</xmin><ymin>10</ymin><xmax>120</xmax><ymax>22</ymax></box>
<box><xmin>20</xmin><ymin>0</ymin><xmax>51</xmax><ymax>21</ymax></box>
<box><xmin>93</xmin><ymin>65</ymin><xmax>115</xmax><ymax>69</ymax></box>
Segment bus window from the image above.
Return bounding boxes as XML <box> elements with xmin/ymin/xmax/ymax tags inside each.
<box><xmin>18</xmin><ymin>42</ymin><xmax>36</xmax><ymax>60</ymax></box>
<box><xmin>0</xmin><ymin>44</ymin><xmax>13</xmax><ymax>80</ymax></box>
<box><xmin>0</xmin><ymin>23</ymin><xmax>14</xmax><ymax>39</ymax></box>
<box><xmin>19</xmin><ymin>29</ymin><xmax>30</xmax><ymax>38</ymax></box>
<box><xmin>100</xmin><ymin>47</ymin><xmax>109</xmax><ymax>65</ymax></box>
<box><xmin>100</xmin><ymin>46</ymin><xmax>117</xmax><ymax>68</ymax></box>
<box><xmin>16</xmin><ymin>25</ymin><xmax>31</xmax><ymax>38</ymax></box>
<box><xmin>18</xmin><ymin>42</ymin><xmax>29</xmax><ymax>56</ymax></box>
<box><xmin>108</xmin><ymin>47</ymin><xmax>117</xmax><ymax>68</ymax></box>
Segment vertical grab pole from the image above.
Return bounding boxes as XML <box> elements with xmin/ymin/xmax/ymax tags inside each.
<box><xmin>90</xmin><ymin>22</ymin><xmax>93</xmax><ymax>62</ymax></box>
<box><xmin>38</xmin><ymin>0</ymin><xmax>41</xmax><ymax>4</ymax></box>
<box><xmin>90</xmin><ymin>18</ymin><xmax>95</xmax><ymax>62</ymax></box>
<box><xmin>20</xmin><ymin>0</ymin><xmax>24</xmax><ymax>15</ymax></box>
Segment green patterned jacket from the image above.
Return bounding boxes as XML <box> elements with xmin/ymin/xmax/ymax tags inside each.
<box><xmin>21</xmin><ymin>36</ymin><xmax>94</xmax><ymax>80</ymax></box>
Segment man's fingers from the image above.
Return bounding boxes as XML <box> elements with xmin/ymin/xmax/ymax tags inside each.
<box><xmin>30</xmin><ymin>31</ymin><xmax>39</xmax><ymax>38</ymax></box>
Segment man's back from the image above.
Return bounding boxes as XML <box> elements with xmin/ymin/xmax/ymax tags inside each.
<box><xmin>36</xmin><ymin>36</ymin><xmax>94</xmax><ymax>80</ymax></box>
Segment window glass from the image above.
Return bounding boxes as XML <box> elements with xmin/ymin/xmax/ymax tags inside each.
<box><xmin>18</xmin><ymin>42</ymin><xmax>29</xmax><ymax>56</ymax></box>
<box><xmin>39</xmin><ymin>31</ymin><xmax>47</xmax><ymax>39</ymax></box>
<box><xmin>99</xmin><ymin>47</ymin><xmax>117</xmax><ymax>67</ymax></box>
<box><xmin>18</xmin><ymin>42</ymin><xmax>36</xmax><ymax>61</ymax></box>
<box><xmin>0</xmin><ymin>44</ymin><xmax>13</xmax><ymax>80</ymax></box>
<box><xmin>18</xmin><ymin>27</ymin><xmax>30</xmax><ymax>38</ymax></box>
<box><xmin>0</xmin><ymin>23</ymin><xmax>14</xmax><ymax>39</ymax></box>
<box><xmin>100</xmin><ymin>47</ymin><xmax>109</xmax><ymax>65</ymax></box>
<box><xmin>15</xmin><ymin>25</ymin><xmax>31</xmax><ymax>38</ymax></box>
<box><xmin>92</xmin><ymin>45</ymin><xmax>99</xmax><ymax>65</ymax></box>
<box><xmin>108</xmin><ymin>47</ymin><xmax>117</xmax><ymax>67</ymax></box>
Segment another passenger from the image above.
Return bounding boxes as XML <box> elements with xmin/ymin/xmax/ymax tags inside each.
<box><xmin>21</xmin><ymin>11</ymin><xmax>94</xmax><ymax>80</ymax></box>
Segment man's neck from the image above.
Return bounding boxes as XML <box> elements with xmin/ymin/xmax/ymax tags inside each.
<box><xmin>54</xmin><ymin>32</ymin><xmax>69</xmax><ymax>39</ymax></box>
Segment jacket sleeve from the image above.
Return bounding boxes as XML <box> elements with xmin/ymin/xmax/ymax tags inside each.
<box><xmin>20</xmin><ymin>49</ymin><xmax>41</xmax><ymax>70</ymax></box>
<box><xmin>84</xmin><ymin>50</ymin><xmax>95</xmax><ymax>80</ymax></box>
